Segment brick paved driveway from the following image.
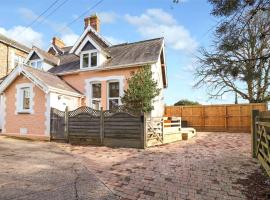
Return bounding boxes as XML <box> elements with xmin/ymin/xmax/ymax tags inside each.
<box><xmin>59</xmin><ymin>132</ymin><xmax>263</xmax><ymax>200</ymax></box>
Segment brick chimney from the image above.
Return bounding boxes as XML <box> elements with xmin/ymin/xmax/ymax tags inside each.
<box><xmin>84</xmin><ymin>14</ymin><xmax>100</xmax><ymax>32</ymax></box>
<box><xmin>52</xmin><ymin>37</ymin><xmax>65</xmax><ymax>49</ymax></box>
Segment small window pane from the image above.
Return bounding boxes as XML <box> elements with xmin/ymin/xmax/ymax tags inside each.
<box><xmin>22</xmin><ymin>88</ymin><xmax>30</xmax><ymax>110</ymax></box>
<box><xmin>109</xmin><ymin>99</ymin><xmax>119</xmax><ymax>109</ymax></box>
<box><xmin>109</xmin><ymin>82</ymin><xmax>119</xmax><ymax>98</ymax></box>
<box><xmin>30</xmin><ymin>61</ymin><xmax>36</xmax><ymax>67</ymax></box>
<box><xmin>92</xmin><ymin>83</ymin><xmax>101</xmax><ymax>98</ymax></box>
<box><xmin>82</xmin><ymin>54</ymin><xmax>89</xmax><ymax>68</ymax></box>
<box><xmin>91</xmin><ymin>52</ymin><xmax>97</xmax><ymax>67</ymax></box>
<box><xmin>36</xmin><ymin>61</ymin><xmax>42</xmax><ymax>69</ymax></box>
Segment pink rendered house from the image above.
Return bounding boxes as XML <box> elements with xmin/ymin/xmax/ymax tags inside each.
<box><xmin>0</xmin><ymin>14</ymin><xmax>167</xmax><ymax>140</ymax></box>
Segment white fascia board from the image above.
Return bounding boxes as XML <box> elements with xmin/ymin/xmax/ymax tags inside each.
<box><xmin>74</xmin><ymin>35</ymin><xmax>103</xmax><ymax>55</ymax></box>
<box><xmin>47</xmin><ymin>86</ymin><xmax>83</xmax><ymax>97</ymax></box>
<box><xmin>160</xmin><ymin>41</ymin><xmax>168</xmax><ymax>88</ymax></box>
<box><xmin>20</xmin><ymin>69</ymin><xmax>49</xmax><ymax>94</ymax></box>
<box><xmin>0</xmin><ymin>65</ymin><xmax>49</xmax><ymax>94</ymax></box>
<box><xmin>24</xmin><ymin>49</ymin><xmax>44</xmax><ymax>64</ymax></box>
<box><xmin>88</xmin><ymin>26</ymin><xmax>111</xmax><ymax>46</ymax></box>
<box><xmin>0</xmin><ymin>66</ymin><xmax>22</xmax><ymax>93</ymax></box>
<box><xmin>69</xmin><ymin>26</ymin><xmax>111</xmax><ymax>54</ymax></box>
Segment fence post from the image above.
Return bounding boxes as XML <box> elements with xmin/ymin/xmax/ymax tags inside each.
<box><xmin>141</xmin><ymin>113</ymin><xmax>147</xmax><ymax>149</ymax></box>
<box><xmin>100</xmin><ymin>107</ymin><xmax>104</xmax><ymax>145</ymax></box>
<box><xmin>64</xmin><ymin>106</ymin><xmax>69</xmax><ymax>142</ymax></box>
<box><xmin>251</xmin><ymin>109</ymin><xmax>259</xmax><ymax>158</ymax></box>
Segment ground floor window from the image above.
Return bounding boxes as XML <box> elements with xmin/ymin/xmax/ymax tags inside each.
<box><xmin>21</xmin><ymin>87</ymin><xmax>30</xmax><ymax>110</ymax></box>
<box><xmin>108</xmin><ymin>81</ymin><xmax>120</xmax><ymax>109</ymax></box>
<box><xmin>16</xmin><ymin>84</ymin><xmax>33</xmax><ymax>114</ymax></box>
<box><xmin>91</xmin><ymin>82</ymin><xmax>101</xmax><ymax>110</ymax></box>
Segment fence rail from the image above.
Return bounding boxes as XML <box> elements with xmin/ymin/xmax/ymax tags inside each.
<box><xmin>50</xmin><ymin>106</ymin><xmax>145</xmax><ymax>149</ymax></box>
<box><xmin>165</xmin><ymin>103</ymin><xmax>267</xmax><ymax>132</ymax></box>
<box><xmin>252</xmin><ymin>110</ymin><xmax>270</xmax><ymax>177</ymax></box>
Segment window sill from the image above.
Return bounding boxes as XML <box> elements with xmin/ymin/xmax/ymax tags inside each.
<box><xmin>17</xmin><ymin>111</ymin><xmax>31</xmax><ymax>114</ymax></box>
<box><xmin>80</xmin><ymin>66</ymin><xmax>99</xmax><ymax>71</ymax></box>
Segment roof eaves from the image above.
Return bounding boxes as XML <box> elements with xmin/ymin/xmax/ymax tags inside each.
<box><xmin>47</xmin><ymin>86</ymin><xmax>83</xmax><ymax>97</ymax></box>
<box><xmin>55</xmin><ymin>60</ymin><xmax>157</xmax><ymax>76</ymax></box>
<box><xmin>0</xmin><ymin>34</ymin><xmax>31</xmax><ymax>53</ymax></box>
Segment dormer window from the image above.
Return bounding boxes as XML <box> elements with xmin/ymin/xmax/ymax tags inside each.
<box><xmin>81</xmin><ymin>50</ymin><xmax>98</xmax><ymax>69</ymax></box>
<box><xmin>29</xmin><ymin>59</ymin><xmax>43</xmax><ymax>70</ymax></box>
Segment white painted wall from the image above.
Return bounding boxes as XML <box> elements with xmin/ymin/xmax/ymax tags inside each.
<box><xmin>50</xmin><ymin>92</ymin><xmax>79</xmax><ymax>111</ymax></box>
<box><xmin>151</xmin><ymin>57</ymin><xmax>165</xmax><ymax>117</ymax></box>
<box><xmin>42</xmin><ymin>62</ymin><xmax>54</xmax><ymax>71</ymax></box>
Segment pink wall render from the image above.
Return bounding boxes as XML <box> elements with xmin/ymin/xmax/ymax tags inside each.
<box><xmin>3</xmin><ymin>75</ymin><xmax>47</xmax><ymax>139</ymax></box>
<box><xmin>61</xmin><ymin>67</ymin><xmax>139</xmax><ymax>109</ymax></box>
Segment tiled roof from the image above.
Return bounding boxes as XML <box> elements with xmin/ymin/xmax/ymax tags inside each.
<box><xmin>33</xmin><ymin>46</ymin><xmax>60</xmax><ymax>66</ymax></box>
<box><xmin>104</xmin><ymin>37</ymin><xmax>163</xmax><ymax>68</ymax></box>
<box><xmin>49</xmin><ymin>37</ymin><xmax>163</xmax><ymax>74</ymax></box>
<box><xmin>24</xmin><ymin>66</ymin><xmax>81</xmax><ymax>95</ymax></box>
<box><xmin>61</xmin><ymin>46</ymin><xmax>72</xmax><ymax>54</ymax></box>
<box><xmin>0</xmin><ymin>33</ymin><xmax>30</xmax><ymax>53</ymax></box>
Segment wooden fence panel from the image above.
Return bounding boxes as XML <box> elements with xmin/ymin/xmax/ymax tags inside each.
<box><xmin>103</xmin><ymin>111</ymin><xmax>144</xmax><ymax>148</ymax></box>
<box><xmin>68</xmin><ymin>107</ymin><xmax>101</xmax><ymax>145</ymax></box>
<box><xmin>165</xmin><ymin>103</ymin><xmax>267</xmax><ymax>132</ymax></box>
<box><xmin>50</xmin><ymin>106</ymin><xmax>145</xmax><ymax>148</ymax></box>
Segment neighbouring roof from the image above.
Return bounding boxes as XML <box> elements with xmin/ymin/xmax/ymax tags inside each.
<box><xmin>61</xmin><ymin>46</ymin><xmax>72</xmax><ymax>54</ymax></box>
<box><xmin>32</xmin><ymin>46</ymin><xmax>60</xmax><ymax>65</ymax></box>
<box><xmin>23</xmin><ymin>66</ymin><xmax>81</xmax><ymax>95</ymax></box>
<box><xmin>0</xmin><ymin>33</ymin><xmax>30</xmax><ymax>53</ymax></box>
<box><xmin>49</xmin><ymin>37</ymin><xmax>164</xmax><ymax>74</ymax></box>
<box><xmin>0</xmin><ymin>65</ymin><xmax>82</xmax><ymax>96</ymax></box>
<box><xmin>49</xmin><ymin>44</ymin><xmax>73</xmax><ymax>55</ymax></box>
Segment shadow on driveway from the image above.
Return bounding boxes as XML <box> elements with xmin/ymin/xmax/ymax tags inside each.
<box><xmin>0</xmin><ymin>136</ymin><xmax>118</xmax><ymax>200</ymax></box>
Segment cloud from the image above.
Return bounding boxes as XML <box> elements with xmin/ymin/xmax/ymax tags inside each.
<box><xmin>125</xmin><ymin>9</ymin><xmax>197</xmax><ymax>52</ymax></box>
<box><xmin>104</xmin><ymin>36</ymin><xmax>125</xmax><ymax>45</ymax></box>
<box><xmin>98</xmin><ymin>12</ymin><xmax>118</xmax><ymax>24</ymax></box>
<box><xmin>0</xmin><ymin>26</ymin><xmax>43</xmax><ymax>48</ymax></box>
<box><xmin>61</xmin><ymin>33</ymin><xmax>79</xmax><ymax>46</ymax></box>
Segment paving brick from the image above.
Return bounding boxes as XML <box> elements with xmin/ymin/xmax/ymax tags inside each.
<box><xmin>59</xmin><ymin>132</ymin><xmax>262</xmax><ymax>200</ymax></box>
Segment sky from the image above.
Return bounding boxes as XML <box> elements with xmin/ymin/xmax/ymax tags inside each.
<box><xmin>0</xmin><ymin>0</ymin><xmax>243</xmax><ymax>105</ymax></box>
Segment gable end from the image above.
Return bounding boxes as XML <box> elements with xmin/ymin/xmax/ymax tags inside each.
<box><xmin>81</xmin><ymin>41</ymin><xmax>96</xmax><ymax>51</ymax></box>
<box><xmin>29</xmin><ymin>52</ymin><xmax>40</xmax><ymax>60</ymax></box>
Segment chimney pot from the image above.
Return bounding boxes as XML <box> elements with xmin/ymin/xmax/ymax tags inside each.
<box><xmin>84</xmin><ymin>14</ymin><xmax>100</xmax><ymax>32</ymax></box>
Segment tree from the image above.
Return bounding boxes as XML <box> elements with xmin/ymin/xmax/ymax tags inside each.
<box><xmin>121</xmin><ymin>65</ymin><xmax>161</xmax><ymax>113</ymax></box>
<box><xmin>195</xmin><ymin>2</ymin><xmax>270</xmax><ymax>103</ymax></box>
<box><xmin>174</xmin><ymin>99</ymin><xmax>200</xmax><ymax>106</ymax></box>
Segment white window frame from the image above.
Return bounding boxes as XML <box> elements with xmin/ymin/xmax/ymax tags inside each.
<box><xmin>80</xmin><ymin>50</ymin><xmax>99</xmax><ymax>69</ymax></box>
<box><xmin>90</xmin><ymin>82</ymin><xmax>102</xmax><ymax>110</ymax></box>
<box><xmin>107</xmin><ymin>80</ymin><xmax>121</xmax><ymax>110</ymax></box>
<box><xmin>85</xmin><ymin>76</ymin><xmax>124</xmax><ymax>110</ymax></box>
<box><xmin>16</xmin><ymin>83</ymin><xmax>34</xmax><ymax>114</ymax></box>
<box><xmin>29</xmin><ymin>59</ymin><xmax>43</xmax><ymax>70</ymax></box>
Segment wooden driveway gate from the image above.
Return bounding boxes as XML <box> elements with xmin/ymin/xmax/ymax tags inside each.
<box><xmin>50</xmin><ymin>108</ymin><xmax>67</xmax><ymax>141</ymax></box>
<box><xmin>50</xmin><ymin>106</ymin><xmax>146</xmax><ymax>148</ymax></box>
<box><xmin>252</xmin><ymin>110</ymin><xmax>270</xmax><ymax>177</ymax></box>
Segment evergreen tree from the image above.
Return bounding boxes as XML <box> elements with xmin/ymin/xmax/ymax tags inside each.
<box><xmin>121</xmin><ymin>65</ymin><xmax>161</xmax><ymax>113</ymax></box>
